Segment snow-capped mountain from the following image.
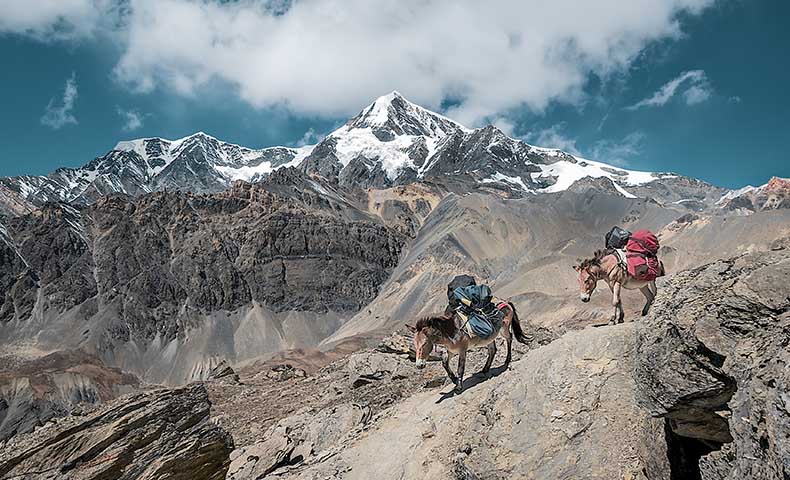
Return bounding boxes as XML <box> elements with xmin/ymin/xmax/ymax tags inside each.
<box><xmin>302</xmin><ymin>92</ymin><xmax>703</xmax><ymax>200</ymax></box>
<box><xmin>716</xmin><ymin>176</ymin><xmax>790</xmax><ymax>212</ymax></box>
<box><xmin>0</xmin><ymin>132</ymin><xmax>312</xmax><ymax>215</ymax></box>
<box><xmin>0</xmin><ymin>91</ymin><xmax>728</xmax><ymax>216</ymax></box>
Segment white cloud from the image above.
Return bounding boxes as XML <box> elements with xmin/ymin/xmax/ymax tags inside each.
<box><xmin>116</xmin><ymin>107</ymin><xmax>145</xmax><ymax>131</ymax></box>
<box><xmin>728</xmin><ymin>95</ymin><xmax>741</xmax><ymax>104</ymax></box>
<box><xmin>40</xmin><ymin>73</ymin><xmax>78</xmax><ymax>129</ymax></box>
<box><xmin>0</xmin><ymin>0</ymin><xmax>113</xmax><ymax>41</ymax></box>
<box><xmin>113</xmin><ymin>0</ymin><xmax>713</xmax><ymax>124</ymax></box>
<box><xmin>626</xmin><ymin>69</ymin><xmax>712</xmax><ymax>110</ymax></box>
<box><xmin>591</xmin><ymin>131</ymin><xmax>646</xmax><ymax>166</ymax></box>
<box><xmin>525</xmin><ymin>124</ymin><xmax>581</xmax><ymax>156</ymax></box>
<box><xmin>293</xmin><ymin>127</ymin><xmax>323</xmax><ymax>147</ymax></box>
<box><xmin>4</xmin><ymin>0</ymin><xmax>714</xmax><ymax>124</ymax></box>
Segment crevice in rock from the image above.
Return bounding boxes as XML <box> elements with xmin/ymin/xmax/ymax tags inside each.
<box><xmin>664</xmin><ymin>419</ymin><xmax>720</xmax><ymax>480</ymax></box>
<box><xmin>661</xmin><ymin>372</ymin><xmax>737</xmax><ymax>480</ymax></box>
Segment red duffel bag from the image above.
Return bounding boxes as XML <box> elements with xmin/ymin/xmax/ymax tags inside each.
<box><xmin>626</xmin><ymin>230</ymin><xmax>661</xmax><ymax>281</ymax></box>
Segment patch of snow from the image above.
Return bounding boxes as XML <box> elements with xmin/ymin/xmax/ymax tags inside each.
<box><xmin>611</xmin><ymin>181</ymin><xmax>636</xmax><ymax>198</ymax></box>
<box><xmin>533</xmin><ymin>156</ymin><xmax>668</xmax><ymax>193</ymax></box>
<box><xmin>481</xmin><ymin>172</ymin><xmax>533</xmax><ymax>193</ymax></box>
<box><xmin>215</xmin><ymin>145</ymin><xmax>314</xmax><ymax>182</ymax></box>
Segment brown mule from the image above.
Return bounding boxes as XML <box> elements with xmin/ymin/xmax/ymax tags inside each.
<box><xmin>573</xmin><ymin>249</ymin><xmax>664</xmax><ymax>324</ymax></box>
<box><xmin>406</xmin><ymin>302</ymin><xmax>530</xmax><ymax>393</ymax></box>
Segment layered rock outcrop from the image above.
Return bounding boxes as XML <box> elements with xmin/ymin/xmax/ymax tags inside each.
<box><xmin>636</xmin><ymin>250</ymin><xmax>790</xmax><ymax>479</ymax></box>
<box><xmin>0</xmin><ymin>384</ymin><xmax>233</xmax><ymax>479</ymax></box>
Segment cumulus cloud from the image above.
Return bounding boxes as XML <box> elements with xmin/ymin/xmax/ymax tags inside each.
<box><xmin>525</xmin><ymin>124</ymin><xmax>581</xmax><ymax>156</ymax></box>
<box><xmin>111</xmin><ymin>0</ymin><xmax>713</xmax><ymax>124</ymax></box>
<box><xmin>116</xmin><ymin>107</ymin><xmax>145</xmax><ymax>131</ymax></box>
<box><xmin>40</xmin><ymin>73</ymin><xmax>78</xmax><ymax>129</ymax></box>
<box><xmin>591</xmin><ymin>131</ymin><xmax>646</xmax><ymax>166</ymax></box>
<box><xmin>0</xmin><ymin>0</ymin><xmax>113</xmax><ymax>41</ymax></box>
<box><xmin>5</xmin><ymin>0</ymin><xmax>714</xmax><ymax>123</ymax></box>
<box><xmin>626</xmin><ymin>70</ymin><xmax>712</xmax><ymax>110</ymax></box>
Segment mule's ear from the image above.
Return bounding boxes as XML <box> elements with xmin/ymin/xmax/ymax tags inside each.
<box><xmin>405</xmin><ymin>324</ymin><xmax>417</xmax><ymax>333</ymax></box>
<box><xmin>572</xmin><ymin>265</ymin><xmax>580</xmax><ymax>272</ymax></box>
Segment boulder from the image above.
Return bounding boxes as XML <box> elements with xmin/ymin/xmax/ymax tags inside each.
<box><xmin>0</xmin><ymin>384</ymin><xmax>233</xmax><ymax>479</ymax></box>
<box><xmin>209</xmin><ymin>360</ymin><xmax>240</xmax><ymax>383</ymax></box>
<box><xmin>227</xmin><ymin>403</ymin><xmax>370</xmax><ymax>479</ymax></box>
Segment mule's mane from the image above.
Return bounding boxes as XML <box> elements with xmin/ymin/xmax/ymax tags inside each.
<box><xmin>578</xmin><ymin>248</ymin><xmax>615</xmax><ymax>270</ymax></box>
<box><xmin>415</xmin><ymin>315</ymin><xmax>457</xmax><ymax>338</ymax></box>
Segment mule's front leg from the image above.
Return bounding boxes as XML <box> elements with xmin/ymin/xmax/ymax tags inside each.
<box><xmin>481</xmin><ymin>342</ymin><xmax>496</xmax><ymax>374</ymax></box>
<box><xmin>442</xmin><ymin>351</ymin><xmax>458</xmax><ymax>386</ymax></box>
<box><xmin>454</xmin><ymin>350</ymin><xmax>467</xmax><ymax>393</ymax></box>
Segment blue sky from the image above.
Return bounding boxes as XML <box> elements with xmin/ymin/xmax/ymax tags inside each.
<box><xmin>0</xmin><ymin>0</ymin><xmax>787</xmax><ymax>189</ymax></box>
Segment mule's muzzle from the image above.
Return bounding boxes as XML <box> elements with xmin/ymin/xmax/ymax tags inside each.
<box><xmin>415</xmin><ymin>359</ymin><xmax>426</xmax><ymax>369</ymax></box>
<box><xmin>580</xmin><ymin>294</ymin><xmax>590</xmax><ymax>303</ymax></box>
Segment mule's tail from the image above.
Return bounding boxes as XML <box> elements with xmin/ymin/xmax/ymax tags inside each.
<box><xmin>508</xmin><ymin>302</ymin><xmax>532</xmax><ymax>344</ymax></box>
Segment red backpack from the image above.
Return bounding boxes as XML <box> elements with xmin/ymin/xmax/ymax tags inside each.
<box><xmin>626</xmin><ymin>230</ymin><xmax>661</xmax><ymax>281</ymax></box>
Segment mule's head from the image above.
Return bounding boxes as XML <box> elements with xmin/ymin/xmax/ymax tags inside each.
<box><xmin>573</xmin><ymin>264</ymin><xmax>598</xmax><ymax>303</ymax></box>
<box><xmin>405</xmin><ymin>319</ymin><xmax>444</xmax><ymax>369</ymax></box>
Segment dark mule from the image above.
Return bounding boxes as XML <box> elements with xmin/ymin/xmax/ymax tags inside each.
<box><xmin>573</xmin><ymin>249</ymin><xmax>664</xmax><ymax>324</ymax></box>
<box><xmin>406</xmin><ymin>302</ymin><xmax>530</xmax><ymax>393</ymax></box>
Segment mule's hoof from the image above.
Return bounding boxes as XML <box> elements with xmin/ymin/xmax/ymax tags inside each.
<box><xmin>453</xmin><ymin>386</ymin><xmax>464</xmax><ymax>394</ymax></box>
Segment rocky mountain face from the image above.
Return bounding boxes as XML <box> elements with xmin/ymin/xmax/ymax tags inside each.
<box><xmin>0</xmin><ymin>168</ymin><xmax>405</xmax><ymax>385</ymax></box>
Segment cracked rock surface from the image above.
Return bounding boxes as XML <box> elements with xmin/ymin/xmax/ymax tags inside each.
<box><xmin>224</xmin><ymin>324</ymin><xmax>655</xmax><ymax>479</ymax></box>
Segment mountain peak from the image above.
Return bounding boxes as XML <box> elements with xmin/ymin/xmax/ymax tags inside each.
<box><xmin>344</xmin><ymin>91</ymin><xmax>465</xmax><ymax>140</ymax></box>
